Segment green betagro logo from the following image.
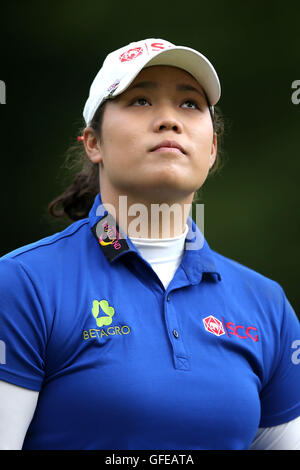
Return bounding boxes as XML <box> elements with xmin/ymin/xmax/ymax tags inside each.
<box><xmin>82</xmin><ymin>299</ymin><xmax>131</xmax><ymax>340</ymax></box>
<box><xmin>92</xmin><ymin>299</ymin><xmax>115</xmax><ymax>326</ymax></box>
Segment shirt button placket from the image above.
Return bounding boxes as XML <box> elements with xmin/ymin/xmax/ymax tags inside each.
<box><xmin>164</xmin><ymin>293</ymin><xmax>190</xmax><ymax>371</ymax></box>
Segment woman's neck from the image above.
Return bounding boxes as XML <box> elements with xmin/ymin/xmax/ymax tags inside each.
<box><xmin>100</xmin><ymin>191</ymin><xmax>194</xmax><ymax>239</ymax></box>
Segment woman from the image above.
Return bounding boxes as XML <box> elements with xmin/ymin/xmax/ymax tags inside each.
<box><xmin>0</xmin><ymin>38</ymin><xmax>299</xmax><ymax>450</ymax></box>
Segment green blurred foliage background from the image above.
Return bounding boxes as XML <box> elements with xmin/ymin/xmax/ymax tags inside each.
<box><xmin>0</xmin><ymin>0</ymin><xmax>299</xmax><ymax>316</ymax></box>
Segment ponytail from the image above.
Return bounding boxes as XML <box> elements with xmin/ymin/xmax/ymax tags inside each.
<box><xmin>48</xmin><ymin>103</ymin><xmax>105</xmax><ymax>221</ymax></box>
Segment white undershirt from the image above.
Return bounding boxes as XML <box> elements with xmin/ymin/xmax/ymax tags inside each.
<box><xmin>0</xmin><ymin>228</ymin><xmax>299</xmax><ymax>449</ymax></box>
<box><xmin>130</xmin><ymin>224</ymin><xmax>188</xmax><ymax>289</ymax></box>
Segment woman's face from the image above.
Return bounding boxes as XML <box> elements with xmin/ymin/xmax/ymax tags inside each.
<box><xmin>87</xmin><ymin>65</ymin><xmax>217</xmax><ymax>204</ymax></box>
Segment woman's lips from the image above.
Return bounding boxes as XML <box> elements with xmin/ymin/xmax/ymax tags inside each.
<box><xmin>150</xmin><ymin>140</ymin><xmax>186</xmax><ymax>155</ymax></box>
<box><xmin>153</xmin><ymin>147</ymin><xmax>183</xmax><ymax>155</ymax></box>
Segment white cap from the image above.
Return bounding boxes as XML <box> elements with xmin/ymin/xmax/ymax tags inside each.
<box><xmin>83</xmin><ymin>38</ymin><xmax>221</xmax><ymax>126</ymax></box>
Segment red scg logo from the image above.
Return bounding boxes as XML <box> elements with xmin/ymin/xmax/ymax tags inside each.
<box><xmin>119</xmin><ymin>42</ymin><xmax>172</xmax><ymax>63</ymax></box>
<box><xmin>203</xmin><ymin>316</ymin><xmax>225</xmax><ymax>337</ymax></box>
<box><xmin>120</xmin><ymin>47</ymin><xmax>143</xmax><ymax>62</ymax></box>
<box><xmin>150</xmin><ymin>42</ymin><xmax>166</xmax><ymax>51</ymax></box>
<box><xmin>226</xmin><ymin>322</ymin><xmax>258</xmax><ymax>342</ymax></box>
<box><xmin>203</xmin><ymin>315</ymin><xmax>259</xmax><ymax>342</ymax></box>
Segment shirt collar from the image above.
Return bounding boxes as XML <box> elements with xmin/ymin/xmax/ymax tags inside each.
<box><xmin>182</xmin><ymin>217</ymin><xmax>221</xmax><ymax>283</ymax></box>
<box><xmin>89</xmin><ymin>193</ymin><xmax>221</xmax><ymax>282</ymax></box>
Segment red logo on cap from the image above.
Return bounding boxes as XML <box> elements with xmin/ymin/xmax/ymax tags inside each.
<box><xmin>151</xmin><ymin>42</ymin><xmax>166</xmax><ymax>51</ymax></box>
<box><xmin>120</xmin><ymin>47</ymin><xmax>143</xmax><ymax>62</ymax></box>
<box><xmin>203</xmin><ymin>315</ymin><xmax>225</xmax><ymax>337</ymax></box>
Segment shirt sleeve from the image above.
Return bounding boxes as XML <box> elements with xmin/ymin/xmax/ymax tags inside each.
<box><xmin>259</xmin><ymin>287</ymin><xmax>300</xmax><ymax>427</ymax></box>
<box><xmin>249</xmin><ymin>416</ymin><xmax>300</xmax><ymax>450</ymax></box>
<box><xmin>0</xmin><ymin>257</ymin><xmax>48</xmax><ymax>391</ymax></box>
<box><xmin>0</xmin><ymin>380</ymin><xmax>39</xmax><ymax>450</ymax></box>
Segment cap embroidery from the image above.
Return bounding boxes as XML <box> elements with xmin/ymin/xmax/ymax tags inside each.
<box><xmin>119</xmin><ymin>47</ymin><xmax>143</xmax><ymax>62</ymax></box>
<box><xmin>107</xmin><ymin>80</ymin><xmax>120</xmax><ymax>95</ymax></box>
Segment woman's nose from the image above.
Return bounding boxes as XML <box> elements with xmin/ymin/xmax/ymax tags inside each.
<box><xmin>153</xmin><ymin>113</ymin><xmax>183</xmax><ymax>134</ymax></box>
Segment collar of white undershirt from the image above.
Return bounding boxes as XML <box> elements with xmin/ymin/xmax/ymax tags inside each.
<box><xmin>130</xmin><ymin>224</ymin><xmax>189</xmax><ymax>264</ymax></box>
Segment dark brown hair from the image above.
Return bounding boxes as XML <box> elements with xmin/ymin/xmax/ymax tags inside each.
<box><xmin>48</xmin><ymin>102</ymin><xmax>225</xmax><ymax>222</ymax></box>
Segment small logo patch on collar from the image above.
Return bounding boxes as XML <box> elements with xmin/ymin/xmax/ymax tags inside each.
<box><xmin>91</xmin><ymin>213</ymin><xmax>130</xmax><ymax>262</ymax></box>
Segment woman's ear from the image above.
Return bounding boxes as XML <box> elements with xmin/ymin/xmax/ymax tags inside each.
<box><xmin>83</xmin><ymin>127</ymin><xmax>102</xmax><ymax>164</ymax></box>
<box><xmin>209</xmin><ymin>132</ymin><xmax>217</xmax><ymax>169</ymax></box>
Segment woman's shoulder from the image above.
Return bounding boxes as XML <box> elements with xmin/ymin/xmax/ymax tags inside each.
<box><xmin>1</xmin><ymin>218</ymin><xmax>89</xmax><ymax>262</ymax></box>
<box><xmin>210</xmin><ymin>249</ymin><xmax>297</xmax><ymax>334</ymax></box>
<box><xmin>211</xmin><ymin>248</ymin><xmax>284</xmax><ymax>299</ymax></box>
<box><xmin>0</xmin><ymin>218</ymin><xmax>90</xmax><ymax>282</ymax></box>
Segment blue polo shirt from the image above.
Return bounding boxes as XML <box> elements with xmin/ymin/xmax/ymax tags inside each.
<box><xmin>0</xmin><ymin>193</ymin><xmax>299</xmax><ymax>450</ymax></box>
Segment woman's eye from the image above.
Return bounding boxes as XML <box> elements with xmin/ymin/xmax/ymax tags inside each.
<box><xmin>131</xmin><ymin>98</ymin><xmax>150</xmax><ymax>106</ymax></box>
<box><xmin>181</xmin><ymin>100</ymin><xmax>198</xmax><ymax>109</ymax></box>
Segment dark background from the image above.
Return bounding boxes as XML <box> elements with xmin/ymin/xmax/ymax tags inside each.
<box><xmin>1</xmin><ymin>1</ymin><xmax>299</xmax><ymax>316</ymax></box>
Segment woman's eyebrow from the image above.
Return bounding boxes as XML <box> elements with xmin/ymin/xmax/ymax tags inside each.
<box><xmin>175</xmin><ymin>84</ymin><xmax>206</xmax><ymax>99</ymax></box>
<box><xmin>129</xmin><ymin>81</ymin><xmax>158</xmax><ymax>90</ymax></box>
<box><xmin>129</xmin><ymin>81</ymin><xmax>206</xmax><ymax>99</ymax></box>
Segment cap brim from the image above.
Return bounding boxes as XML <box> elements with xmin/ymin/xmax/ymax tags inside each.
<box><xmin>111</xmin><ymin>46</ymin><xmax>221</xmax><ymax>106</ymax></box>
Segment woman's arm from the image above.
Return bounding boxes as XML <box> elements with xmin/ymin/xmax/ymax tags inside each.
<box><xmin>0</xmin><ymin>380</ymin><xmax>39</xmax><ymax>450</ymax></box>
